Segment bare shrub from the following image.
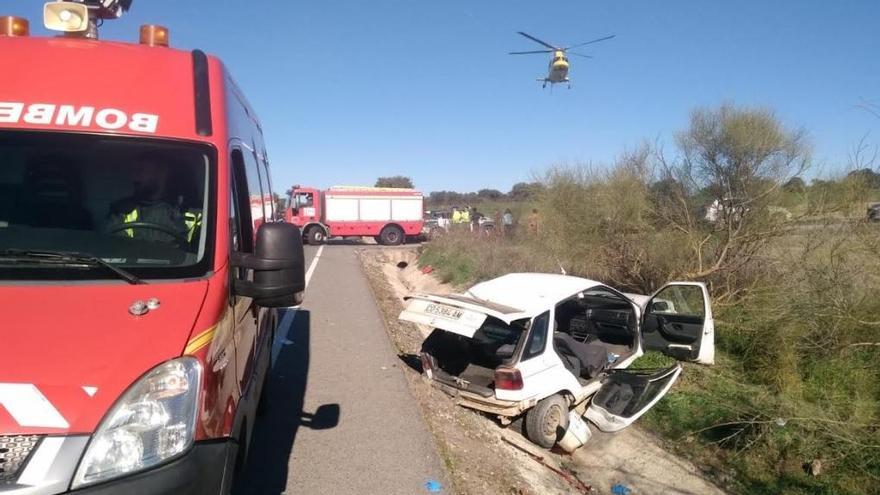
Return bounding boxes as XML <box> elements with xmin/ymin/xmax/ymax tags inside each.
<box><xmin>651</xmin><ymin>104</ymin><xmax>811</xmax><ymax>298</ymax></box>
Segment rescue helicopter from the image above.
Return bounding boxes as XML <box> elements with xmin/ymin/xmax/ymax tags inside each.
<box><xmin>510</xmin><ymin>31</ymin><xmax>615</xmax><ymax>89</ymax></box>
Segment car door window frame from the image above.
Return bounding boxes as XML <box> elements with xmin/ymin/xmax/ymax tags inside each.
<box><xmin>522</xmin><ymin>311</ymin><xmax>550</xmax><ymax>361</ymax></box>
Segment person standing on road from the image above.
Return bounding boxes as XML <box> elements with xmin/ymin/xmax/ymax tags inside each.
<box><xmin>502</xmin><ymin>208</ymin><xmax>514</xmax><ymax>237</ymax></box>
<box><xmin>527</xmin><ymin>208</ymin><xmax>539</xmax><ymax>236</ymax></box>
<box><xmin>471</xmin><ymin>209</ymin><xmax>483</xmax><ymax>234</ymax></box>
<box><xmin>451</xmin><ymin>206</ymin><xmax>462</xmax><ymax>225</ymax></box>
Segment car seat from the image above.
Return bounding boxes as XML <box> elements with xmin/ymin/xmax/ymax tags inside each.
<box><xmin>553</xmin><ymin>332</ymin><xmax>608</xmax><ymax>379</ymax></box>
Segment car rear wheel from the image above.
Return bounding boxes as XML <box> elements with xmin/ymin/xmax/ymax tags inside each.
<box><xmin>306</xmin><ymin>226</ymin><xmax>325</xmax><ymax>245</ymax></box>
<box><xmin>524</xmin><ymin>394</ymin><xmax>569</xmax><ymax>449</ymax></box>
<box><xmin>379</xmin><ymin>225</ymin><xmax>404</xmax><ymax>246</ymax></box>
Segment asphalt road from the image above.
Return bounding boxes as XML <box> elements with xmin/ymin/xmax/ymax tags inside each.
<box><xmin>237</xmin><ymin>243</ymin><xmax>448</xmax><ymax>494</ymax></box>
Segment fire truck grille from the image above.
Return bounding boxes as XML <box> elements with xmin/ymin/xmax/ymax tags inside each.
<box><xmin>0</xmin><ymin>435</ymin><xmax>41</xmax><ymax>483</ymax></box>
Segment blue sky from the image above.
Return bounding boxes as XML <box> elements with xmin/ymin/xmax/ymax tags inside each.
<box><xmin>11</xmin><ymin>1</ymin><xmax>880</xmax><ymax>192</ymax></box>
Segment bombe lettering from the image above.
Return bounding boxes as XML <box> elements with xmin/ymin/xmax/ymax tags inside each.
<box><xmin>0</xmin><ymin>102</ymin><xmax>159</xmax><ymax>134</ymax></box>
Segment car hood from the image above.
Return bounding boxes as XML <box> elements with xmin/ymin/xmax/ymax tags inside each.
<box><xmin>0</xmin><ymin>281</ymin><xmax>208</xmax><ymax>435</ymax></box>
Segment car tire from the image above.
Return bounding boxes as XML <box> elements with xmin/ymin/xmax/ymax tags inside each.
<box><xmin>379</xmin><ymin>225</ymin><xmax>404</xmax><ymax>246</ymax></box>
<box><xmin>524</xmin><ymin>394</ymin><xmax>569</xmax><ymax>449</ymax></box>
<box><xmin>306</xmin><ymin>226</ymin><xmax>325</xmax><ymax>245</ymax></box>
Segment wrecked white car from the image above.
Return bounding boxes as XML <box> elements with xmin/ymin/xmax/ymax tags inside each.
<box><xmin>399</xmin><ymin>273</ymin><xmax>714</xmax><ymax>449</ymax></box>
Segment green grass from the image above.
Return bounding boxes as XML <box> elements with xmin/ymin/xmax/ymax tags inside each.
<box><xmin>419</xmin><ymin>241</ymin><xmax>478</xmax><ymax>286</ymax></box>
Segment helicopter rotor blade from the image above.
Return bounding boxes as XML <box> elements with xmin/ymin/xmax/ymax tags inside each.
<box><xmin>509</xmin><ymin>50</ymin><xmax>554</xmax><ymax>55</ymax></box>
<box><xmin>568</xmin><ymin>52</ymin><xmax>594</xmax><ymax>59</ymax></box>
<box><xmin>516</xmin><ymin>31</ymin><xmax>558</xmax><ymax>50</ymax></box>
<box><xmin>564</xmin><ymin>34</ymin><xmax>616</xmax><ymax>50</ymax></box>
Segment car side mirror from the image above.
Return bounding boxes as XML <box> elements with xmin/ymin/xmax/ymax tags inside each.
<box><xmin>651</xmin><ymin>301</ymin><xmax>670</xmax><ymax>312</ymax></box>
<box><xmin>231</xmin><ymin>222</ymin><xmax>305</xmax><ymax>307</ymax></box>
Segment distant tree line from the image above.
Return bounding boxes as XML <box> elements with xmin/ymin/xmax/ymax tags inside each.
<box><xmin>375</xmin><ymin>176</ymin><xmax>415</xmax><ymax>188</ymax></box>
<box><xmin>426</xmin><ymin>181</ymin><xmax>544</xmax><ymax>206</ymax></box>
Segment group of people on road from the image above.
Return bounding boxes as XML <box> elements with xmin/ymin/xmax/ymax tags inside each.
<box><xmin>451</xmin><ymin>205</ymin><xmax>487</xmax><ymax>234</ymax></box>
<box><xmin>443</xmin><ymin>205</ymin><xmax>538</xmax><ymax>238</ymax></box>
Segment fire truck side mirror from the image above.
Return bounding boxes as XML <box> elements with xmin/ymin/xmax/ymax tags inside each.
<box><xmin>231</xmin><ymin>223</ymin><xmax>305</xmax><ymax>307</ymax></box>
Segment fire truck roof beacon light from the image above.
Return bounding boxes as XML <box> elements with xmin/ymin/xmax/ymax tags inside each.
<box><xmin>0</xmin><ymin>16</ymin><xmax>30</xmax><ymax>36</ymax></box>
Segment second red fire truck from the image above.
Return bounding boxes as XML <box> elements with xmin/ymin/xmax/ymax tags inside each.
<box><xmin>285</xmin><ymin>185</ymin><xmax>424</xmax><ymax>245</ymax></box>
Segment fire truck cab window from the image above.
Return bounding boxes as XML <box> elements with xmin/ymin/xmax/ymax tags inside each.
<box><xmin>241</xmin><ymin>149</ymin><xmax>265</xmax><ymax>231</ymax></box>
<box><xmin>230</xmin><ymin>149</ymin><xmax>254</xmax><ymax>253</ymax></box>
<box><xmin>0</xmin><ymin>131</ymin><xmax>215</xmax><ymax>281</ymax></box>
<box><xmin>257</xmin><ymin>152</ymin><xmax>274</xmax><ymax>220</ymax></box>
<box><xmin>296</xmin><ymin>193</ymin><xmax>314</xmax><ymax>208</ymax></box>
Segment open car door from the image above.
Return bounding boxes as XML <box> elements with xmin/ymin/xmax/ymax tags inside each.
<box><xmin>585</xmin><ymin>365</ymin><xmax>682</xmax><ymax>432</ymax></box>
<box><xmin>640</xmin><ymin>282</ymin><xmax>715</xmax><ymax>365</ymax></box>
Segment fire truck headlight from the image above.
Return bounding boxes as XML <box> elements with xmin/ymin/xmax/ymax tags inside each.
<box><xmin>72</xmin><ymin>357</ymin><xmax>202</xmax><ymax>488</ymax></box>
<box><xmin>43</xmin><ymin>2</ymin><xmax>89</xmax><ymax>32</ymax></box>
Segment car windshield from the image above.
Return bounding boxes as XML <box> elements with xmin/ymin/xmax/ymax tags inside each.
<box><xmin>0</xmin><ymin>131</ymin><xmax>214</xmax><ymax>281</ymax></box>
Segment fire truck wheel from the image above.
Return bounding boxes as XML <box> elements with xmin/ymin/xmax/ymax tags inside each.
<box><xmin>379</xmin><ymin>225</ymin><xmax>404</xmax><ymax>246</ymax></box>
<box><xmin>306</xmin><ymin>226</ymin><xmax>325</xmax><ymax>245</ymax></box>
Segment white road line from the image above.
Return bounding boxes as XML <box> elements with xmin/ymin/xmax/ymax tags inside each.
<box><xmin>273</xmin><ymin>245</ymin><xmax>324</xmax><ymax>363</ymax></box>
<box><xmin>304</xmin><ymin>244</ymin><xmax>324</xmax><ymax>288</ymax></box>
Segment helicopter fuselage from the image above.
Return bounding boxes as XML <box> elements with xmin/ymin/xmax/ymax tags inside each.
<box><xmin>546</xmin><ymin>51</ymin><xmax>570</xmax><ymax>83</ymax></box>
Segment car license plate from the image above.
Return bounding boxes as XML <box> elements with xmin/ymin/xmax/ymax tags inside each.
<box><xmin>425</xmin><ymin>303</ymin><xmax>464</xmax><ymax>320</ymax></box>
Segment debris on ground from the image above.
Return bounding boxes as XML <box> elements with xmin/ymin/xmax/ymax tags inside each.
<box><xmin>611</xmin><ymin>482</ymin><xmax>632</xmax><ymax>495</ymax></box>
<box><xmin>424</xmin><ymin>479</ymin><xmax>443</xmax><ymax>492</ymax></box>
<box><xmin>501</xmin><ymin>436</ymin><xmax>592</xmax><ymax>493</ymax></box>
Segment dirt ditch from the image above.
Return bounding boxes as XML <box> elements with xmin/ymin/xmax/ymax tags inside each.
<box><xmin>358</xmin><ymin>246</ymin><xmax>727</xmax><ymax>495</ymax></box>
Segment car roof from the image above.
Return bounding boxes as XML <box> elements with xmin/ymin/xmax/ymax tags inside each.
<box><xmin>465</xmin><ymin>273</ymin><xmax>604</xmax><ymax>315</ymax></box>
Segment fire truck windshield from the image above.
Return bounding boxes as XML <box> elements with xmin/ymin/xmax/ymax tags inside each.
<box><xmin>0</xmin><ymin>131</ymin><xmax>215</xmax><ymax>282</ymax></box>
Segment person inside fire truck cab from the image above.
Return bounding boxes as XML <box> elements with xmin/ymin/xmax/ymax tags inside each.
<box><xmin>105</xmin><ymin>153</ymin><xmax>194</xmax><ymax>244</ymax></box>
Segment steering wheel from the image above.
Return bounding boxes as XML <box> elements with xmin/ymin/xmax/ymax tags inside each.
<box><xmin>108</xmin><ymin>221</ymin><xmax>189</xmax><ymax>245</ymax></box>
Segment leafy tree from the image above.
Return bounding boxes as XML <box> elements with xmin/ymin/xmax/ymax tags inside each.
<box><xmin>847</xmin><ymin>168</ymin><xmax>880</xmax><ymax>189</ymax></box>
<box><xmin>509</xmin><ymin>182</ymin><xmax>543</xmax><ymax>200</ymax></box>
<box><xmin>375</xmin><ymin>176</ymin><xmax>414</xmax><ymax>188</ymax></box>
<box><xmin>272</xmin><ymin>193</ymin><xmax>287</xmax><ymax>219</ymax></box>
<box><xmin>477</xmin><ymin>188</ymin><xmax>504</xmax><ymax>200</ymax></box>
<box><xmin>782</xmin><ymin>177</ymin><xmax>806</xmax><ymax>193</ymax></box>
<box><xmin>657</xmin><ymin>103</ymin><xmax>809</xmax><ymax>286</ymax></box>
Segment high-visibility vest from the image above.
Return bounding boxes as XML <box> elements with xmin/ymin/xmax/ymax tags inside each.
<box><xmin>452</xmin><ymin>210</ymin><xmax>462</xmax><ymax>223</ymax></box>
<box><xmin>461</xmin><ymin>210</ymin><xmax>470</xmax><ymax>223</ymax></box>
<box><xmin>184</xmin><ymin>211</ymin><xmax>202</xmax><ymax>242</ymax></box>
<box><xmin>123</xmin><ymin>208</ymin><xmax>138</xmax><ymax>237</ymax></box>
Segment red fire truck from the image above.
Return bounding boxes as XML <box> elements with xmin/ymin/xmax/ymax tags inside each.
<box><xmin>0</xmin><ymin>2</ymin><xmax>304</xmax><ymax>493</ymax></box>
<box><xmin>285</xmin><ymin>185</ymin><xmax>424</xmax><ymax>245</ymax></box>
